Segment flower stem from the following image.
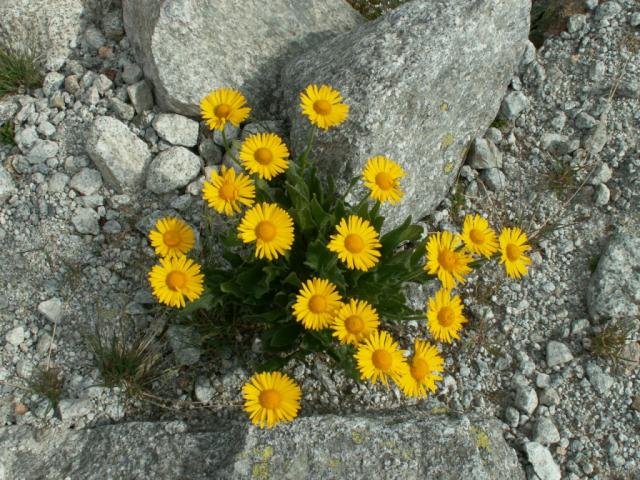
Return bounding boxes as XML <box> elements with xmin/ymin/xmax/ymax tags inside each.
<box><xmin>298</xmin><ymin>126</ymin><xmax>316</xmax><ymax>171</ymax></box>
<box><xmin>221</xmin><ymin>127</ymin><xmax>242</xmax><ymax>169</ymax></box>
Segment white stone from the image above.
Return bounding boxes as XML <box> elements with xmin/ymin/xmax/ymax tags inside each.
<box><xmin>525</xmin><ymin>442</ymin><xmax>561</xmax><ymax>480</ymax></box>
<box><xmin>37</xmin><ymin>298</ymin><xmax>63</xmax><ymax>323</ymax></box>
<box><xmin>69</xmin><ymin>168</ymin><xmax>103</xmax><ymax>196</ymax></box>
<box><xmin>546</xmin><ymin>341</ymin><xmax>573</xmax><ymax>368</ymax></box>
<box><xmin>146</xmin><ymin>147</ymin><xmax>202</xmax><ymax>194</ymax></box>
<box><xmin>71</xmin><ymin>208</ymin><xmax>100</xmax><ymax>235</ymax></box>
<box><xmin>5</xmin><ymin>326</ymin><xmax>25</xmax><ymax>346</ymax></box>
<box><xmin>0</xmin><ymin>168</ymin><xmax>17</xmax><ymax>205</ymax></box>
<box><xmin>152</xmin><ymin>113</ymin><xmax>199</xmax><ymax>147</ymax></box>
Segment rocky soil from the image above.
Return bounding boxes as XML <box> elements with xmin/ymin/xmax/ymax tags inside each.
<box><xmin>0</xmin><ymin>0</ymin><xmax>638</xmax><ymax>479</ymax></box>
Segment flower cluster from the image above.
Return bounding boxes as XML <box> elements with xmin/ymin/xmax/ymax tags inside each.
<box><xmin>146</xmin><ymin>84</ymin><xmax>534</xmax><ymax>430</ymax></box>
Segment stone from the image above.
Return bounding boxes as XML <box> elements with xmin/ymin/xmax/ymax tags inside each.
<box><xmin>541</xmin><ymin>133</ymin><xmax>571</xmax><ymax>156</ymax></box>
<box><xmin>5</xmin><ymin>326</ymin><xmax>25</xmax><ymax>346</ymax></box>
<box><xmin>86</xmin><ymin>116</ymin><xmax>152</xmax><ymax>193</ymax></box>
<box><xmin>525</xmin><ymin>442</ymin><xmax>561</xmax><ymax>480</ymax></box>
<box><xmin>94</xmin><ymin>75</ymin><xmax>113</xmax><ymax>95</ymax></box>
<box><xmin>198</xmin><ymin>140</ymin><xmax>222</xmax><ymax>165</ymax></box>
<box><xmin>468</xmin><ymin>138</ymin><xmax>503</xmax><ymax>170</ymax></box>
<box><xmin>590</xmin><ymin>61</ymin><xmax>605</xmax><ymax>81</ymax></box>
<box><xmin>575</xmin><ymin>112</ymin><xmax>597</xmax><ymax>130</ymax></box>
<box><xmin>42</xmin><ymin>72</ymin><xmax>65</xmax><ymax>97</ymax></box>
<box><xmin>0</xmin><ymin>414</ymin><xmax>525</xmax><ymax>478</ymax></box>
<box><xmin>480</xmin><ymin>168</ymin><xmax>507</xmax><ymax>192</ymax></box>
<box><xmin>15</xmin><ymin>127</ymin><xmax>38</xmax><ymax>151</ymax></box>
<box><xmin>27</xmin><ymin>140</ymin><xmax>59</xmax><ymax>164</ymax></box>
<box><xmin>102</xmin><ymin>10</ymin><xmax>125</xmax><ymax>41</ymax></box>
<box><xmin>108</xmin><ymin>98</ymin><xmax>135</xmax><ymax>122</ymax></box>
<box><xmin>37</xmin><ymin>298</ymin><xmax>63</xmax><ymax>323</ymax></box>
<box><xmin>587</xmin><ymin>235</ymin><xmax>640</xmax><ymax>321</ymax></box>
<box><xmin>499</xmin><ymin>91</ymin><xmax>530</xmax><ymax>120</ymax></box>
<box><xmin>533</xmin><ymin>417</ymin><xmax>560</xmax><ymax>445</ymax></box>
<box><xmin>514</xmin><ymin>385</ymin><xmax>538</xmax><ymax>415</ymax></box>
<box><xmin>71</xmin><ymin>208</ymin><xmax>100</xmax><ymax>235</ymax></box>
<box><xmin>37</xmin><ymin>121</ymin><xmax>56</xmax><ymax>138</ymax></box>
<box><xmin>593</xmin><ymin>183</ymin><xmax>610</xmax><ymax>206</ymax></box>
<box><xmin>194</xmin><ymin>376</ymin><xmax>214</xmax><ymax>403</ymax></box>
<box><xmin>588</xmin><ymin>163</ymin><xmax>612</xmax><ymax>185</ymax></box>
<box><xmin>616</xmin><ymin>79</ymin><xmax>639</xmax><ymax>99</ymax></box>
<box><xmin>122</xmin><ymin>64</ymin><xmax>143</xmax><ymax>85</ymax></box>
<box><xmin>127</xmin><ymin>81</ymin><xmax>154</xmax><ymax>114</ymax></box>
<box><xmin>57</xmin><ymin>399</ymin><xmax>92</xmax><ymax>422</ymax></box>
<box><xmin>631</xmin><ymin>13</ymin><xmax>640</xmax><ymax>27</ymax></box>
<box><xmin>84</xmin><ymin>25</ymin><xmax>105</xmax><ymax>50</ymax></box>
<box><xmin>539</xmin><ymin>388</ymin><xmax>560</xmax><ymax>407</ymax></box>
<box><xmin>0</xmin><ymin>98</ymin><xmax>18</xmax><ymax>123</ymax></box>
<box><xmin>123</xmin><ymin>0</ymin><xmax>363</xmax><ymax>117</ymax></box>
<box><xmin>586</xmin><ymin>363</ymin><xmax>614</xmax><ymax>395</ymax></box>
<box><xmin>69</xmin><ymin>168</ymin><xmax>103</xmax><ymax>196</ymax></box>
<box><xmin>47</xmin><ymin>172</ymin><xmax>69</xmax><ymax>193</ymax></box>
<box><xmin>64</xmin><ymin>75</ymin><xmax>81</xmax><ymax>95</ymax></box>
<box><xmin>146</xmin><ymin>147</ymin><xmax>202</xmax><ymax>194</ymax></box>
<box><xmin>0</xmin><ymin>0</ymin><xmax>85</xmax><ymax>70</ymax></box>
<box><xmin>152</xmin><ymin>113</ymin><xmax>199</xmax><ymax>147</ymax></box>
<box><xmin>594</xmin><ymin>1</ymin><xmax>622</xmax><ymax>21</ymax></box>
<box><xmin>282</xmin><ymin>0</ymin><xmax>530</xmax><ymax>229</ymax></box>
<box><xmin>567</xmin><ymin>14</ymin><xmax>587</xmax><ymax>33</ymax></box>
<box><xmin>546</xmin><ymin>341</ymin><xmax>573</xmax><ymax>368</ymax></box>
<box><xmin>166</xmin><ymin>326</ymin><xmax>201</xmax><ymax>366</ymax></box>
<box><xmin>0</xmin><ymin>168</ymin><xmax>17</xmax><ymax>205</ymax></box>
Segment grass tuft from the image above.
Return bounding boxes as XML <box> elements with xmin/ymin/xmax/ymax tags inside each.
<box><xmin>0</xmin><ymin>121</ymin><xmax>16</xmax><ymax>145</ymax></box>
<box><xmin>346</xmin><ymin>0</ymin><xmax>408</xmax><ymax>20</ymax></box>
<box><xmin>0</xmin><ymin>46</ymin><xmax>42</xmax><ymax>97</ymax></box>
<box><xmin>29</xmin><ymin>366</ymin><xmax>65</xmax><ymax>411</ymax></box>
<box><xmin>544</xmin><ymin>159</ymin><xmax>582</xmax><ymax>197</ymax></box>
<box><xmin>589</xmin><ymin>321</ymin><xmax>634</xmax><ymax>362</ymax></box>
<box><xmin>87</xmin><ymin>324</ymin><xmax>164</xmax><ymax>397</ymax></box>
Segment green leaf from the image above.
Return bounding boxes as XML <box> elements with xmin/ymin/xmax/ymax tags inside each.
<box><xmin>257</xmin><ymin>356</ymin><xmax>287</xmax><ymax>372</ymax></box>
<box><xmin>283</xmin><ymin>271</ymin><xmax>301</xmax><ymax>287</ymax></box>
<box><xmin>268</xmin><ymin>323</ymin><xmax>303</xmax><ymax>348</ymax></box>
<box><xmin>179</xmin><ymin>289</ymin><xmax>215</xmax><ymax>314</ymax></box>
<box><xmin>380</xmin><ymin>217</ymin><xmax>423</xmax><ymax>256</ymax></box>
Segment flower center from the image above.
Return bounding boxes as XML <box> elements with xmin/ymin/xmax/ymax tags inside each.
<box><xmin>313</xmin><ymin>99</ymin><xmax>332</xmax><ymax>115</ymax></box>
<box><xmin>438</xmin><ymin>250</ymin><xmax>457</xmax><ymax>271</ymax></box>
<box><xmin>506</xmin><ymin>243</ymin><xmax>521</xmax><ymax>261</ymax></box>
<box><xmin>410</xmin><ymin>358</ymin><xmax>430</xmax><ymax>381</ymax></box>
<box><xmin>219</xmin><ymin>182</ymin><xmax>238</xmax><ymax>201</ymax></box>
<box><xmin>255</xmin><ymin>221</ymin><xmax>277</xmax><ymax>242</ymax></box>
<box><xmin>214</xmin><ymin>104</ymin><xmax>231</xmax><ymax>118</ymax></box>
<box><xmin>375</xmin><ymin>172</ymin><xmax>394</xmax><ymax>191</ymax></box>
<box><xmin>308</xmin><ymin>295</ymin><xmax>327</xmax><ymax>314</ymax></box>
<box><xmin>344</xmin><ymin>315</ymin><xmax>364</xmax><ymax>334</ymax></box>
<box><xmin>437</xmin><ymin>306</ymin><xmax>455</xmax><ymax>327</ymax></box>
<box><xmin>259</xmin><ymin>389</ymin><xmax>281</xmax><ymax>409</ymax></box>
<box><xmin>166</xmin><ymin>270</ymin><xmax>187</xmax><ymax>291</ymax></box>
<box><xmin>344</xmin><ymin>234</ymin><xmax>365</xmax><ymax>254</ymax></box>
<box><xmin>163</xmin><ymin>230</ymin><xmax>182</xmax><ymax>247</ymax></box>
<box><xmin>254</xmin><ymin>147</ymin><xmax>273</xmax><ymax>165</ymax></box>
<box><xmin>469</xmin><ymin>228</ymin><xmax>485</xmax><ymax>244</ymax></box>
<box><xmin>372</xmin><ymin>349</ymin><xmax>392</xmax><ymax>371</ymax></box>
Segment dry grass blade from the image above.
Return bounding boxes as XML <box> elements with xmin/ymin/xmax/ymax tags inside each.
<box><xmin>28</xmin><ymin>366</ymin><xmax>65</xmax><ymax>411</ymax></box>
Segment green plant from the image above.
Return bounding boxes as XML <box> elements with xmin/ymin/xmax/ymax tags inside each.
<box><xmin>490</xmin><ymin>117</ymin><xmax>510</xmax><ymax>130</ymax></box>
<box><xmin>87</xmin><ymin>324</ymin><xmax>164</xmax><ymax>397</ymax></box>
<box><xmin>544</xmin><ymin>159</ymin><xmax>582</xmax><ymax>197</ymax></box>
<box><xmin>0</xmin><ymin>121</ymin><xmax>15</xmax><ymax>145</ymax></box>
<box><xmin>345</xmin><ymin>0</ymin><xmax>409</xmax><ymax>20</ymax></box>
<box><xmin>29</xmin><ymin>366</ymin><xmax>65</xmax><ymax>411</ymax></box>
<box><xmin>589</xmin><ymin>321</ymin><xmax>634</xmax><ymax>362</ymax></box>
<box><xmin>0</xmin><ymin>46</ymin><xmax>42</xmax><ymax>97</ymax></box>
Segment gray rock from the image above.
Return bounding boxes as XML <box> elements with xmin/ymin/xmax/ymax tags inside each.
<box><xmin>480</xmin><ymin>168</ymin><xmax>507</xmax><ymax>192</ymax></box>
<box><xmin>69</xmin><ymin>168</ymin><xmax>103</xmax><ymax>196</ymax></box>
<box><xmin>587</xmin><ymin>234</ymin><xmax>640</xmax><ymax>321</ymax></box>
<box><xmin>123</xmin><ymin>0</ymin><xmax>363</xmax><ymax>117</ymax></box>
<box><xmin>499</xmin><ymin>91</ymin><xmax>530</xmax><ymax>120</ymax></box>
<box><xmin>86</xmin><ymin>116</ymin><xmax>152</xmax><ymax>193</ymax></box>
<box><xmin>514</xmin><ymin>385</ymin><xmax>538</xmax><ymax>415</ymax></box>
<box><xmin>27</xmin><ymin>140</ymin><xmax>59</xmax><ymax>164</ymax></box>
<box><xmin>241</xmin><ymin>121</ymin><xmax>287</xmax><ymax>141</ymax></box>
<box><xmin>127</xmin><ymin>80</ymin><xmax>154</xmax><ymax>114</ymax></box>
<box><xmin>71</xmin><ymin>208</ymin><xmax>100</xmax><ymax>235</ymax></box>
<box><xmin>0</xmin><ymin>168</ymin><xmax>17</xmax><ymax>205</ymax></box>
<box><xmin>631</xmin><ymin>13</ymin><xmax>640</xmax><ymax>27</ymax></box>
<box><xmin>0</xmin><ymin>414</ymin><xmax>525</xmax><ymax>478</ymax></box>
<box><xmin>5</xmin><ymin>326</ymin><xmax>25</xmax><ymax>346</ymax></box>
<box><xmin>37</xmin><ymin>298</ymin><xmax>63</xmax><ymax>323</ymax></box>
<box><xmin>152</xmin><ymin>113</ymin><xmax>199</xmax><ymax>147</ymax></box>
<box><xmin>590</xmin><ymin>61</ymin><xmax>605</xmax><ymax>81</ymax></box>
<box><xmin>588</xmin><ymin>162</ymin><xmax>612</xmax><ymax>185</ymax></box>
<box><xmin>0</xmin><ymin>0</ymin><xmax>85</xmax><ymax>70</ymax></box>
<box><xmin>194</xmin><ymin>376</ymin><xmax>214</xmax><ymax>403</ymax></box>
<box><xmin>525</xmin><ymin>442</ymin><xmax>561</xmax><ymax>480</ymax></box>
<box><xmin>94</xmin><ymin>75</ymin><xmax>113</xmax><ymax>95</ymax></box>
<box><xmin>616</xmin><ymin>78</ymin><xmax>639</xmax><ymax>99</ymax></box>
<box><xmin>122</xmin><ymin>64</ymin><xmax>143</xmax><ymax>85</ymax></box>
<box><xmin>42</xmin><ymin>72</ymin><xmax>65</xmax><ymax>97</ymax></box>
<box><xmin>37</xmin><ymin>121</ymin><xmax>56</xmax><ymax>137</ymax></box>
<box><xmin>594</xmin><ymin>1</ymin><xmax>622</xmax><ymax>21</ymax></box>
<box><xmin>15</xmin><ymin>126</ymin><xmax>38</xmax><ymax>151</ymax></box>
<box><xmin>593</xmin><ymin>183</ymin><xmax>610</xmax><ymax>206</ymax></box>
<box><xmin>0</xmin><ymin>98</ymin><xmax>18</xmax><ymax>123</ymax></box>
<box><xmin>541</xmin><ymin>133</ymin><xmax>571</xmax><ymax>156</ymax></box>
<box><xmin>146</xmin><ymin>147</ymin><xmax>202</xmax><ymax>194</ymax></box>
<box><xmin>485</xmin><ymin>127</ymin><xmax>502</xmax><ymax>144</ymax></box>
<box><xmin>102</xmin><ymin>10</ymin><xmax>125</xmax><ymax>41</ymax></box>
<box><xmin>64</xmin><ymin>75</ymin><xmax>81</xmax><ymax>95</ymax></box>
<box><xmin>533</xmin><ymin>417</ymin><xmax>560</xmax><ymax>445</ymax></box>
<box><xmin>539</xmin><ymin>388</ymin><xmax>560</xmax><ymax>407</ymax></box>
<box><xmin>546</xmin><ymin>341</ymin><xmax>573</xmax><ymax>368</ymax></box>
<box><xmin>84</xmin><ymin>25</ymin><xmax>105</xmax><ymax>50</ymax></box>
<box><xmin>468</xmin><ymin>138</ymin><xmax>503</xmax><ymax>170</ymax></box>
<box><xmin>567</xmin><ymin>14</ymin><xmax>587</xmax><ymax>33</ymax></box>
<box><xmin>282</xmin><ymin>0</ymin><xmax>530</xmax><ymax>229</ymax></box>
<box><xmin>586</xmin><ymin>363</ymin><xmax>614</xmax><ymax>395</ymax></box>
<box><xmin>57</xmin><ymin>399</ymin><xmax>92</xmax><ymax>422</ymax></box>
<box><xmin>166</xmin><ymin>325</ymin><xmax>201</xmax><ymax>366</ymax></box>
<box><xmin>198</xmin><ymin>140</ymin><xmax>222</xmax><ymax>165</ymax></box>
<box><xmin>102</xmin><ymin>220</ymin><xmax>122</xmax><ymax>235</ymax></box>
<box><xmin>47</xmin><ymin>172</ymin><xmax>69</xmax><ymax>193</ymax></box>
<box><xmin>575</xmin><ymin>112</ymin><xmax>597</xmax><ymax>130</ymax></box>
<box><xmin>108</xmin><ymin>98</ymin><xmax>135</xmax><ymax>122</ymax></box>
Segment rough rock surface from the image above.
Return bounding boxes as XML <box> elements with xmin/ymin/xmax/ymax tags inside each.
<box><xmin>122</xmin><ymin>0</ymin><xmax>363</xmax><ymax>117</ymax></box>
<box><xmin>0</xmin><ymin>414</ymin><xmax>523</xmax><ymax>479</ymax></box>
<box><xmin>0</xmin><ymin>0</ymin><xmax>86</xmax><ymax>70</ymax></box>
<box><xmin>281</xmin><ymin>0</ymin><xmax>531</xmax><ymax>228</ymax></box>
<box><xmin>146</xmin><ymin>147</ymin><xmax>202</xmax><ymax>194</ymax></box>
<box><xmin>587</xmin><ymin>234</ymin><xmax>640</xmax><ymax>321</ymax></box>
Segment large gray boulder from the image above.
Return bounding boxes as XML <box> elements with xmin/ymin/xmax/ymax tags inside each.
<box><xmin>0</xmin><ymin>413</ymin><xmax>524</xmax><ymax>479</ymax></box>
<box><xmin>281</xmin><ymin>0</ymin><xmax>531</xmax><ymax>228</ymax></box>
<box><xmin>587</xmin><ymin>234</ymin><xmax>640</xmax><ymax>321</ymax></box>
<box><xmin>0</xmin><ymin>0</ymin><xmax>85</xmax><ymax>71</ymax></box>
<box><xmin>122</xmin><ymin>0</ymin><xmax>363</xmax><ymax>118</ymax></box>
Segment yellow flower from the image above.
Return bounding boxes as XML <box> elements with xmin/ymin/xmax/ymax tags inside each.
<box><xmin>425</xmin><ymin>231</ymin><xmax>473</xmax><ymax>289</ymax></box>
<box><xmin>426</xmin><ymin>289</ymin><xmax>467</xmax><ymax>343</ymax></box>
<box><xmin>362</xmin><ymin>156</ymin><xmax>406</xmax><ymax>204</ymax></box>
<box><xmin>331</xmin><ymin>299</ymin><xmax>379</xmax><ymax>346</ymax></box>
<box><xmin>200</xmin><ymin>87</ymin><xmax>251</xmax><ymax>131</ymax></box>
<box><xmin>148</xmin><ymin>256</ymin><xmax>204</xmax><ymax>308</ymax></box>
<box><xmin>327</xmin><ymin>215</ymin><xmax>381</xmax><ymax>271</ymax></box>
<box><xmin>460</xmin><ymin>214</ymin><xmax>498</xmax><ymax>258</ymax></box>
<box><xmin>499</xmin><ymin>227</ymin><xmax>532</xmax><ymax>278</ymax></box>
<box><xmin>239</xmin><ymin>133</ymin><xmax>290</xmax><ymax>180</ymax></box>
<box><xmin>292</xmin><ymin>278</ymin><xmax>343</xmax><ymax>330</ymax></box>
<box><xmin>355</xmin><ymin>330</ymin><xmax>408</xmax><ymax>386</ymax></box>
<box><xmin>242</xmin><ymin>371</ymin><xmax>301</xmax><ymax>429</ymax></box>
<box><xmin>238</xmin><ymin>203</ymin><xmax>294</xmax><ymax>260</ymax></box>
<box><xmin>300</xmin><ymin>84</ymin><xmax>349</xmax><ymax>130</ymax></box>
<box><xmin>202</xmin><ymin>165</ymin><xmax>255</xmax><ymax>216</ymax></box>
<box><xmin>398</xmin><ymin>339</ymin><xmax>444</xmax><ymax>398</ymax></box>
<box><xmin>148</xmin><ymin>216</ymin><xmax>195</xmax><ymax>258</ymax></box>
